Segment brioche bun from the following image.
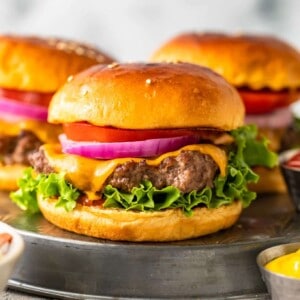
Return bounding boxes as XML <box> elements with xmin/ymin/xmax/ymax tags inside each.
<box><xmin>150</xmin><ymin>32</ymin><xmax>300</xmax><ymax>90</ymax></box>
<box><xmin>38</xmin><ymin>196</ymin><xmax>242</xmax><ymax>242</ymax></box>
<box><xmin>151</xmin><ymin>33</ymin><xmax>297</xmax><ymax>194</ymax></box>
<box><xmin>0</xmin><ymin>35</ymin><xmax>114</xmax><ymax>191</ymax></box>
<box><xmin>49</xmin><ymin>62</ymin><xmax>244</xmax><ymax>131</ymax></box>
<box><xmin>0</xmin><ymin>35</ymin><xmax>114</xmax><ymax>92</ymax></box>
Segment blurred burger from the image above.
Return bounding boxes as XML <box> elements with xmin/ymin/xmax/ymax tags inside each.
<box><xmin>11</xmin><ymin>62</ymin><xmax>277</xmax><ymax>242</ymax></box>
<box><xmin>150</xmin><ymin>32</ymin><xmax>300</xmax><ymax>193</ymax></box>
<box><xmin>0</xmin><ymin>35</ymin><xmax>114</xmax><ymax>191</ymax></box>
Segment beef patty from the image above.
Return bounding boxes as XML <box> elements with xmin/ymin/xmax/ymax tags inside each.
<box><xmin>106</xmin><ymin>151</ymin><xmax>218</xmax><ymax>193</ymax></box>
<box><xmin>0</xmin><ymin>130</ymin><xmax>42</xmax><ymax>165</ymax></box>
<box><xmin>30</xmin><ymin>148</ymin><xmax>219</xmax><ymax>194</ymax></box>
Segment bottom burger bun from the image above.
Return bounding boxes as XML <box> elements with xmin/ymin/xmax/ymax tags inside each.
<box><xmin>38</xmin><ymin>196</ymin><xmax>242</xmax><ymax>242</ymax></box>
<box><xmin>248</xmin><ymin>166</ymin><xmax>286</xmax><ymax>194</ymax></box>
<box><xmin>248</xmin><ymin>127</ymin><xmax>286</xmax><ymax>194</ymax></box>
<box><xmin>0</xmin><ymin>165</ymin><xmax>26</xmax><ymax>191</ymax></box>
<box><xmin>250</xmin><ymin>128</ymin><xmax>286</xmax><ymax>194</ymax></box>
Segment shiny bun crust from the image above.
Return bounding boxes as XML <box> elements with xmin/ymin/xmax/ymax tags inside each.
<box><xmin>49</xmin><ymin>62</ymin><xmax>244</xmax><ymax>131</ymax></box>
<box><xmin>0</xmin><ymin>35</ymin><xmax>114</xmax><ymax>92</ymax></box>
<box><xmin>0</xmin><ymin>164</ymin><xmax>26</xmax><ymax>191</ymax></box>
<box><xmin>150</xmin><ymin>33</ymin><xmax>300</xmax><ymax>90</ymax></box>
<box><xmin>38</xmin><ymin>196</ymin><xmax>242</xmax><ymax>241</ymax></box>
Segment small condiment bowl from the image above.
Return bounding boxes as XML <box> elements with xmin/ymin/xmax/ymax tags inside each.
<box><xmin>280</xmin><ymin>148</ymin><xmax>300</xmax><ymax>211</ymax></box>
<box><xmin>257</xmin><ymin>242</ymin><xmax>300</xmax><ymax>300</ymax></box>
<box><xmin>0</xmin><ymin>221</ymin><xmax>24</xmax><ymax>291</ymax></box>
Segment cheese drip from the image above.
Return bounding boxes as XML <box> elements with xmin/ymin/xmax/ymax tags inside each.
<box><xmin>42</xmin><ymin>144</ymin><xmax>227</xmax><ymax>196</ymax></box>
<box><xmin>0</xmin><ymin>119</ymin><xmax>61</xmax><ymax>143</ymax></box>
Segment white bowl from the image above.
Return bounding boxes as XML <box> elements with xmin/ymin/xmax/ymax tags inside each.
<box><xmin>0</xmin><ymin>221</ymin><xmax>24</xmax><ymax>291</ymax></box>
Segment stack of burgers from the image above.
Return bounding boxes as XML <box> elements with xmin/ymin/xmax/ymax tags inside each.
<box><xmin>10</xmin><ymin>58</ymin><xmax>277</xmax><ymax>241</ymax></box>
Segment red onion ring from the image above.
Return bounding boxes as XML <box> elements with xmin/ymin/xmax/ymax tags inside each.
<box><xmin>0</xmin><ymin>110</ymin><xmax>27</xmax><ymax>122</ymax></box>
<box><xmin>59</xmin><ymin>134</ymin><xmax>199</xmax><ymax>159</ymax></box>
<box><xmin>0</xmin><ymin>97</ymin><xmax>48</xmax><ymax>121</ymax></box>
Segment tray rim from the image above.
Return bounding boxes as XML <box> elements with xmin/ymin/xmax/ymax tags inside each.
<box><xmin>8</xmin><ymin>279</ymin><xmax>271</xmax><ymax>300</ymax></box>
<box><xmin>14</xmin><ymin>225</ymin><xmax>299</xmax><ymax>250</ymax></box>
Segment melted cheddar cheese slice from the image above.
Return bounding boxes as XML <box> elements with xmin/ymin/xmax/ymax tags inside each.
<box><xmin>0</xmin><ymin>119</ymin><xmax>61</xmax><ymax>143</ymax></box>
<box><xmin>42</xmin><ymin>144</ymin><xmax>227</xmax><ymax>195</ymax></box>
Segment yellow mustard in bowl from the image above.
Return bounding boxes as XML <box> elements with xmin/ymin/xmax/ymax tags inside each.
<box><xmin>265</xmin><ymin>249</ymin><xmax>300</xmax><ymax>279</ymax></box>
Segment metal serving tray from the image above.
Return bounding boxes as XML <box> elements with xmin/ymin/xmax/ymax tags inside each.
<box><xmin>0</xmin><ymin>191</ymin><xmax>298</xmax><ymax>299</ymax></box>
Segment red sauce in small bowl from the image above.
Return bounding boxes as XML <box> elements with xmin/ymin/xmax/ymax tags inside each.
<box><xmin>285</xmin><ymin>152</ymin><xmax>300</xmax><ymax>169</ymax></box>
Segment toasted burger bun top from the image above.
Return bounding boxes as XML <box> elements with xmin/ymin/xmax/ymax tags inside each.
<box><xmin>49</xmin><ymin>62</ymin><xmax>244</xmax><ymax>131</ymax></box>
<box><xmin>150</xmin><ymin>33</ymin><xmax>300</xmax><ymax>91</ymax></box>
<box><xmin>0</xmin><ymin>35</ymin><xmax>114</xmax><ymax>92</ymax></box>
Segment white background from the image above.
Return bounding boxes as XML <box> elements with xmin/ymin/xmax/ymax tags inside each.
<box><xmin>0</xmin><ymin>0</ymin><xmax>299</xmax><ymax>61</ymax></box>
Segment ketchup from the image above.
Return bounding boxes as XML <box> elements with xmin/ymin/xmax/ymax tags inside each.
<box><xmin>285</xmin><ymin>152</ymin><xmax>300</xmax><ymax>168</ymax></box>
<box><xmin>0</xmin><ymin>233</ymin><xmax>12</xmax><ymax>247</ymax></box>
<box><xmin>77</xmin><ymin>195</ymin><xmax>104</xmax><ymax>207</ymax></box>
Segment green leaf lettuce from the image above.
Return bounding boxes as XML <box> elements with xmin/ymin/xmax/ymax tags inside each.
<box><xmin>10</xmin><ymin>169</ymin><xmax>79</xmax><ymax>214</ymax></box>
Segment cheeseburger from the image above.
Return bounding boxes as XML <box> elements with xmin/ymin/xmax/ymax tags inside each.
<box><xmin>0</xmin><ymin>35</ymin><xmax>114</xmax><ymax>190</ymax></box>
<box><xmin>11</xmin><ymin>62</ymin><xmax>276</xmax><ymax>242</ymax></box>
<box><xmin>150</xmin><ymin>32</ymin><xmax>300</xmax><ymax>193</ymax></box>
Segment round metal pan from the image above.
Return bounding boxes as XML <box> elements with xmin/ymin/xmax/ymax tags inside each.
<box><xmin>0</xmin><ymin>191</ymin><xmax>298</xmax><ymax>299</ymax></box>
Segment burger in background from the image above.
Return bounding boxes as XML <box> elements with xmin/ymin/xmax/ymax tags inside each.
<box><xmin>150</xmin><ymin>32</ymin><xmax>300</xmax><ymax>193</ymax></box>
<box><xmin>11</xmin><ymin>62</ymin><xmax>277</xmax><ymax>241</ymax></box>
<box><xmin>0</xmin><ymin>35</ymin><xmax>114</xmax><ymax>191</ymax></box>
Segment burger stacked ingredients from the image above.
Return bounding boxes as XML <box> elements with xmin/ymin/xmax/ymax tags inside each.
<box><xmin>0</xmin><ymin>35</ymin><xmax>114</xmax><ymax>190</ymax></box>
<box><xmin>11</xmin><ymin>62</ymin><xmax>277</xmax><ymax>241</ymax></box>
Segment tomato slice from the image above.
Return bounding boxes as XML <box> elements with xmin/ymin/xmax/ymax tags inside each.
<box><xmin>238</xmin><ymin>88</ymin><xmax>300</xmax><ymax>114</ymax></box>
<box><xmin>63</xmin><ymin>123</ymin><xmax>223</xmax><ymax>143</ymax></box>
<box><xmin>285</xmin><ymin>152</ymin><xmax>300</xmax><ymax>169</ymax></box>
<box><xmin>0</xmin><ymin>87</ymin><xmax>54</xmax><ymax>107</ymax></box>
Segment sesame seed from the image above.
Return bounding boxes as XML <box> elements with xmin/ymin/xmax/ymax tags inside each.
<box><xmin>108</xmin><ymin>62</ymin><xmax>119</xmax><ymax>69</ymax></box>
<box><xmin>67</xmin><ymin>75</ymin><xmax>74</xmax><ymax>82</ymax></box>
<box><xmin>75</xmin><ymin>46</ymin><xmax>85</xmax><ymax>55</ymax></box>
<box><xmin>145</xmin><ymin>78</ymin><xmax>152</xmax><ymax>85</ymax></box>
<box><xmin>56</xmin><ymin>41</ymin><xmax>67</xmax><ymax>50</ymax></box>
<box><xmin>80</xmin><ymin>85</ymin><xmax>89</xmax><ymax>96</ymax></box>
<box><xmin>81</xmin><ymin>86</ymin><xmax>89</xmax><ymax>96</ymax></box>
